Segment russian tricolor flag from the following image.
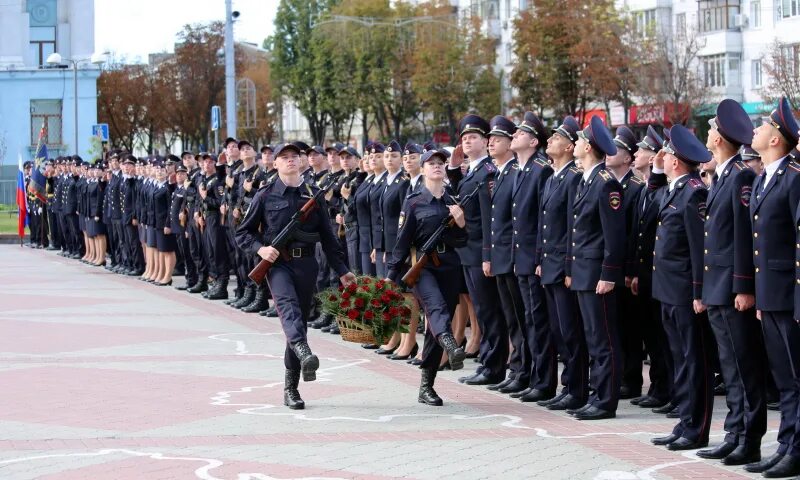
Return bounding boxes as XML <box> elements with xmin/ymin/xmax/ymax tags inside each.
<box><xmin>16</xmin><ymin>152</ymin><xmax>28</xmax><ymax>244</ymax></box>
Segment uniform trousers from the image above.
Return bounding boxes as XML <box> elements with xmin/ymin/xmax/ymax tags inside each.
<box><xmin>268</xmin><ymin>256</ymin><xmax>319</xmax><ymax>371</ymax></box>
<box><xmin>65</xmin><ymin>213</ymin><xmax>81</xmax><ymax>255</ymax></box>
<box><xmin>707</xmin><ymin>304</ymin><xmax>766</xmax><ymax>448</ymax></box>
<box><xmin>637</xmin><ymin>294</ymin><xmax>672</xmax><ymax>402</ymax></box>
<box><xmin>57</xmin><ymin>211</ymin><xmax>68</xmax><ymax>251</ymax></box>
<box><xmin>518</xmin><ymin>274</ymin><xmax>557</xmax><ymax>393</ymax></box>
<box><xmin>176</xmin><ymin>229</ymin><xmax>197</xmax><ymax>286</ymax></box>
<box><xmin>48</xmin><ymin>207</ymin><xmax>61</xmax><ymax>249</ymax></box>
<box><xmin>203</xmin><ymin>213</ymin><xmax>229</xmax><ymax>279</ymax></box>
<box><xmin>225</xmin><ymin>225</ymin><xmax>245</xmax><ymax>292</ymax></box>
<box><xmin>661</xmin><ymin>303</ymin><xmax>714</xmax><ymax>443</ymax></box>
<box><xmin>761</xmin><ymin>310</ymin><xmax>800</xmax><ymax>456</ymax></box>
<box><xmin>188</xmin><ymin>220</ymin><xmax>207</xmax><ymax>282</ymax></box>
<box><xmin>124</xmin><ymin>223</ymin><xmax>144</xmax><ymax>271</ymax></box>
<box><xmin>360</xmin><ymin>251</ymin><xmax>376</xmax><ymax>277</ymax></box>
<box><xmin>414</xmin><ymin>252</ymin><xmax>462</xmax><ymax>369</ymax></box>
<box><xmin>576</xmin><ymin>290</ymin><xmax>621</xmax><ymax>412</ymax></box>
<box><xmin>496</xmin><ymin>273</ymin><xmax>526</xmax><ymax>382</ymax></box>
<box><xmin>345</xmin><ymin>229</ymin><xmax>360</xmax><ymax>275</ymax></box>
<box><xmin>544</xmin><ymin>282</ymin><xmax>586</xmax><ymax>400</ymax></box>
<box><xmin>29</xmin><ymin>208</ymin><xmax>40</xmax><ymax>245</ymax></box>
<box><xmin>618</xmin><ymin>288</ymin><xmax>644</xmax><ymax>391</ymax></box>
<box><xmin>374</xmin><ymin>249</ymin><xmax>387</xmax><ymax>278</ymax></box>
<box><xmin>463</xmin><ymin>265</ymin><xmax>507</xmax><ymax>380</ymax></box>
<box><xmin>39</xmin><ymin>207</ymin><xmax>50</xmax><ymax>247</ymax></box>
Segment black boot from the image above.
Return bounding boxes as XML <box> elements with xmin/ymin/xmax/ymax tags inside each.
<box><xmin>187</xmin><ymin>279</ymin><xmax>208</xmax><ymax>294</ymax></box>
<box><xmin>328</xmin><ymin>318</ymin><xmax>340</xmax><ymax>334</ymax></box>
<box><xmin>231</xmin><ymin>287</ymin><xmax>256</xmax><ymax>309</ymax></box>
<box><xmin>241</xmin><ymin>289</ymin><xmax>270</xmax><ymax>313</ymax></box>
<box><xmin>438</xmin><ymin>333</ymin><xmax>465</xmax><ymax>371</ymax></box>
<box><xmin>418</xmin><ymin>368</ymin><xmax>443</xmax><ymax>406</ymax></box>
<box><xmin>224</xmin><ymin>287</ymin><xmax>243</xmax><ymax>305</ymax></box>
<box><xmin>290</xmin><ymin>342</ymin><xmax>319</xmax><ymax>382</ymax></box>
<box><xmin>310</xmin><ymin>314</ymin><xmax>332</xmax><ymax>329</ymax></box>
<box><xmin>201</xmin><ymin>280</ymin><xmax>215</xmax><ymax>297</ymax></box>
<box><xmin>206</xmin><ymin>279</ymin><xmax>229</xmax><ymax>300</ymax></box>
<box><xmin>283</xmin><ymin>369</ymin><xmax>305</xmax><ymax>410</ymax></box>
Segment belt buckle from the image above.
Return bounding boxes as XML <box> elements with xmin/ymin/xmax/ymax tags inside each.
<box><xmin>291</xmin><ymin>247</ymin><xmax>303</xmax><ymax>258</ymax></box>
<box><xmin>436</xmin><ymin>244</ymin><xmax>446</xmax><ymax>254</ymax></box>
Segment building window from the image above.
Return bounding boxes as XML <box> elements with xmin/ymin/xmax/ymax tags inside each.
<box><xmin>781</xmin><ymin>0</ymin><xmax>800</xmax><ymax>18</ymax></box>
<box><xmin>703</xmin><ymin>54</ymin><xmax>726</xmax><ymax>86</ymax></box>
<box><xmin>519</xmin><ymin>0</ymin><xmax>528</xmax><ymax>10</ymax></box>
<box><xmin>780</xmin><ymin>43</ymin><xmax>800</xmax><ymax>77</ymax></box>
<box><xmin>751</xmin><ymin>1</ymin><xmax>761</xmax><ymax>27</ymax></box>
<box><xmin>699</xmin><ymin>0</ymin><xmax>741</xmax><ymax>32</ymax></box>
<box><xmin>635</xmin><ymin>9</ymin><xmax>657</xmax><ymax>37</ymax></box>
<box><xmin>752</xmin><ymin>59</ymin><xmax>762</xmax><ymax>87</ymax></box>
<box><xmin>27</xmin><ymin>0</ymin><xmax>57</xmax><ymax>67</ymax></box>
<box><xmin>30</xmin><ymin>99</ymin><xmax>62</xmax><ymax>146</ymax></box>
<box><xmin>676</xmin><ymin>13</ymin><xmax>687</xmax><ymax>37</ymax></box>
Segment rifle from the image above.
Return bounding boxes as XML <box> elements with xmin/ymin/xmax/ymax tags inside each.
<box><xmin>248</xmin><ymin>175</ymin><xmax>345</xmax><ymax>285</ymax></box>
<box><xmin>401</xmin><ymin>181</ymin><xmax>484</xmax><ymax>287</ymax></box>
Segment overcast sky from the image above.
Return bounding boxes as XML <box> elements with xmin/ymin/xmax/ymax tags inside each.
<box><xmin>95</xmin><ymin>0</ymin><xmax>280</xmax><ymax>63</ymax></box>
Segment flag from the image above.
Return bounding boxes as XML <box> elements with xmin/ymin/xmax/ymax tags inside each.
<box><xmin>30</xmin><ymin>121</ymin><xmax>48</xmax><ymax>203</ymax></box>
<box><xmin>16</xmin><ymin>152</ymin><xmax>28</xmax><ymax>243</ymax></box>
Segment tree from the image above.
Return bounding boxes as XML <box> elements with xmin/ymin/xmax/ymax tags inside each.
<box><xmin>97</xmin><ymin>65</ymin><xmax>150</xmax><ymax>152</ymax></box>
<box><xmin>761</xmin><ymin>40</ymin><xmax>800</xmax><ymax>110</ymax></box>
<box><xmin>238</xmin><ymin>56</ymin><xmax>279</xmax><ymax>146</ymax></box>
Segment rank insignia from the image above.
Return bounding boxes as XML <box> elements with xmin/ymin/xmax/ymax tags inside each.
<box><xmin>609</xmin><ymin>191</ymin><xmax>621</xmax><ymax>210</ymax></box>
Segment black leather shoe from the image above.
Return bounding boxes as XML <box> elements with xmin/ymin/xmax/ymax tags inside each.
<box><xmin>722</xmin><ymin>444</ymin><xmax>761</xmax><ymax>466</ymax></box>
<box><xmin>667</xmin><ymin>437</ymin><xmax>707</xmax><ymax>451</ymax></box>
<box><xmin>538</xmin><ymin>391</ymin><xmax>567</xmax><ymax>407</ymax></box>
<box><xmin>459</xmin><ymin>371</ymin><xmax>482</xmax><ymax>384</ymax></box>
<box><xmin>499</xmin><ymin>379</ymin><xmax>528</xmax><ymax>394</ymax></box>
<box><xmin>744</xmin><ymin>453</ymin><xmax>783</xmax><ymax>473</ymax></box>
<box><xmin>283</xmin><ymin>369</ymin><xmax>305</xmax><ymax>410</ymax></box>
<box><xmin>519</xmin><ymin>389</ymin><xmax>553</xmax><ymax>403</ymax></box>
<box><xmin>696</xmin><ymin>442</ymin><xmax>737</xmax><ymax>459</ymax></box>
<box><xmin>187</xmin><ymin>281</ymin><xmax>208</xmax><ymax>293</ymax></box>
<box><xmin>407</xmin><ymin>358</ymin><xmax>422</xmax><ymax>366</ymax></box>
<box><xmin>376</xmin><ymin>345</ymin><xmax>397</xmax><ymax>355</ymax></box>
<box><xmin>567</xmin><ymin>404</ymin><xmax>592</xmax><ymax>416</ymax></box>
<box><xmin>510</xmin><ymin>387</ymin><xmax>531</xmax><ymax>399</ymax></box>
<box><xmin>388</xmin><ymin>344</ymin><xmax>418</xmax><ymax>361</ymax></box>
<box><xmin>763</xmin><ymin>454</ymin><xmax>800</xmax><ymax>478</ymax></box>
<box><xmin>574</xmin><ymin>406</ymin><xmax>615</xmax><ymax>420</ymax></box>
<box><xmin>264</xmin><ymin>306</ymin><xmax>278</xmax><ymax>317</ymax></box>
<box><xmin>328</xmin><ymin>323</ymin><xmax>340</xmax><ymax>334</ymax></box>
<box><xmin>666</xmin><ymin>407</ymin><xmax>681</xmax><ymax>419</ymax></box>
<box><xmin>638</xmin><ymin>396</ymin><xmax>668</xmax><ymax>408</ymax></box>
<box><xmin>629</xmin><ymin>395</ymin><xmax>647</xmax><ymax>405</ymax></box>
<box><xmin>175</xmin><ymin>283</ymin><xmax>191</xmax><ymax>291</ymax></box>
<box><xmin>713</xmin><ymin>375</ymin><xmax>726</xmax><ymax>395</ymax></box>
<box><xmin>547</xmin><ymin>394</ymin><xmax>585</xmax><ymax>411</ymax></box>
<box><xmin>320</xmin><ymin>322</ymin><xmax>335</xmax><ymax>333</ymax></box>
<box><xmin>651</xmin><ymin>433</ymin><xmax>680</xmax><ymax>446</ymax></box>
<box><xmin>463</xmin><ymin>372</ymin><xmax>503</xmax><ymax>386</ymax></box>
<box><xmin>619</xmin><ymin>385</ymin><xmax>641</xmax><ymax>400</ymax></box>
<box><xmin>362</xmin><ymin>343</ymin><xmax>379</xmax><ymax>349</ymax></box>
<box><xmin>652</xmin><ymin>401</ymin><xmax>675</xmax><ymax>414</ymax></box>
<box><xmin>487</xmin><ymin>377</ymin><xmax>514</xmax><ymax>391</ymax></box>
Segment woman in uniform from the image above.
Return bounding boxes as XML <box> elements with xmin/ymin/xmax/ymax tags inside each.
<box><xmin>153</xmin><ymin>162</ymin><xmax>178</xmax><ymax>286</ymax></box>
<box><xmin>386</xmin><ymin>149</ymin><xmax>468</xmax><ymax>406</ymax></box>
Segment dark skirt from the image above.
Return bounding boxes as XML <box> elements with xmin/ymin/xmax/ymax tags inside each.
<box><xmin>156</xmin><ymin>230</ymin><xmax>177</xmax><ymax>253</ymax></box>
<box><xmin>146</xmin><ymin>226</ymin><xmax>157</xmax><ymax>248</ymax></box>
<box><xmin>79</xmin><ymin>215</ymin><xmax>86</xmax><ymax>232</ymax></box>
<box><xmin>87</xmin><ymin>217</ymin><xmax>107</xmax><ymax>237</ymax></box>
<box><xmin>459</xmin><ymin>266</ymin><xmax>469</xmax><ymax>294</ymax></box>
<box><xmin>138</xmin><ymin>224</ymin><xmax>146</xmax><ymax>243</ymax></box>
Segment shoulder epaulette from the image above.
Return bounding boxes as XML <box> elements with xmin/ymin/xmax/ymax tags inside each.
<box><xmin>569</xmin><ymin>166</ymin><xmax>581</xmax><ymax>174</ymax></box>
<box><xmin>406</xmin><ymin>190</ymin><xmax>422</xmax><ymax>199</ymax></box>
<box><xmin>788</xmin><ymin>161</ymin><xmax>800</xmax><ymax>172</ymax></box>
<box><xmin>629</xmin><ymin>176</ymin><xmax>644</xmax><ymax>185</ymax></box>
<box><xmin>484</xmin><ymin>162</ymin><xmax>497</xmax><ymax>173</ymax></box>
<box><xmin>733</xmin><ymin>161</ymin><xmax>745</xmax><ymax>170</ymax></box>
<box><xmin>534</xmin><ymin>158</ymin><xmax>550</xmax><ymax>168</ymax></box>
<box><xmin>598</xmin><ymin>170</ymin><xmax>612</xmax><ymax>182</ymax></box>
<box><xmin>687</xmin><ymin>178</ymin><xmax>704</xmax><ymax>189</ymax></box>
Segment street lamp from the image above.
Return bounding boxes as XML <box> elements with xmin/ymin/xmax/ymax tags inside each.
<box><xmin>46</xmin><ymin>51</ymin><xmax>107</xmax><ymax>155</ymax></box>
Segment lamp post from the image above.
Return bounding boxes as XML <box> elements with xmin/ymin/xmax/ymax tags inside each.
<box><xmin>45</xmin><ymin>52</ymin><xmax>107</xmax><ymax>155</ymax></box>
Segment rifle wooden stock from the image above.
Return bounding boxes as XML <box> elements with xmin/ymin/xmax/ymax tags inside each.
<box><xmin>401</xmin><ymin>251</ymin><xmax>444</xmax><ymax>287</ymax></box>
<box><xmin>248</xmin><ymin>255</ymin><xmax>273</xmax><ymax>285</ymax></box>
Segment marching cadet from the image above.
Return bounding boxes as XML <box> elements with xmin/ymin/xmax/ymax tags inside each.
<box><xmin>649</xmin><ymin>125</ymin><xmax>714</xmax><ymax>451</ymax></box>
<box><xmin>744</xmin><ymin>97</ymin><xmax>800</xmax><ymax>477</ymax></box>
<box><xmin>696</xmin><ymin>99</ymin><xmax>766</xmax><ymax>465</ymax></box>
<box><xmin>507</xmin><ymin>112</ymin><xmax>557</xmax><ymax>402</ymax></box>
<box><xmin>369</xmin><ymin>142</ymin><xmax>389</xmax><ymax>278</ymax></box>
<box><xmin>485</xmin><ymin>115</ymin><xmax>527</xmax><ymax>394</ymax></box>
<box><xmin>231</xmin><ymin>141</ymin><xmax>270</xmax><ymax>313</ymax></box>
<box><xmin>628</xmin><ymin>126</ymin><xmax>672</xmax><ymax>411</ymax></box>
<box><xmin>565</xmin><ymin>116</ymin><xmax>624</xmax><ymax>420</ymax></box>
<box><xmin>182</xmin><ymin>152</ymin><xmax>208</xmax><ymax>293</ymax></box>
<box><xmin>606</xmin><ymin>126</ymin><xmax>646</xmax><ymax>400</ymax></box>
<box><xmin>236</xmin><ymin>142</ymin><xmax>355</xmax><ymax>410</ymax></box>
<box><xmin>199</xmin><ymin>152</ymin><xmax>230</xmax><ymax>300</ymax></box>
<box><xmin>536</xmin><ymin>116</ymin><xmax>587</xmax><ymax>410</ymax></box>
<box><xmin>387</xmin><ymin>148</ymin><xmax>468</xmax><ymax>405</ymax></box>
<box><xmin>259</xmin><ymin>145</ymin><xmax>274</xmax><ymax>172</ymax></box>
<box><xmin>447</xmin><ymin>115</ymin><xmax>508</xmax><ymax>386</ymax></box>
<box><xmin>221</xmin><ymin>139</ymin><xmax>245</xmax><ymax>304</ymax></box>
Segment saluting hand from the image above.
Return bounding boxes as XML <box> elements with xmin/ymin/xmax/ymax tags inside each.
<box><xmin>450</xmin><ymin>144</ymin><xmax>465</xmax><ymax>169</ymax></box>
<box><xmin>448</xmin><ymin>205</ymin><xmax>465</xmax><ymax>228</ymax></box>
<box><xmin>653</xmin><ymin>150</ymin><xmax>666</xmax><ymax>170</ymax></box>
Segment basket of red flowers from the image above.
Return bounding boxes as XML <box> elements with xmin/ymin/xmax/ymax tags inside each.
<box><xmin>318</xmin><ymin>276</ymin><xmax>411</xmax><ymax>344</ymax></box>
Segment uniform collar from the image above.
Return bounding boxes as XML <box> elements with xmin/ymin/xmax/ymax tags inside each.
<box><xmin>385</xmin><ymin>169</ymin><xmax>403</xmax><ymax>184</ymax></box>
<box><xmin>669</xmin><ymin>173</ymin><xmax>689</xmax><ymax>192</ymax></box>
<box><xmin>715</xmin><ymin>155</ymin><xmax>736</xmax><ymax>178</ymax></box>
<box><xmin>582</xmin><ymin>161</ymin><xmax>603</xmax><ymax>182</ymax></box>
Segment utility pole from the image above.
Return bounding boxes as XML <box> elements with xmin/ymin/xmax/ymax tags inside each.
<box><xmin>224</xmin><ymin>0</ymin><xmax>237</xmax><ymax>139</ymax></box>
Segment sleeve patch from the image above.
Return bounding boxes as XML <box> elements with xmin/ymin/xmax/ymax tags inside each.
<box><xmin>740</xmin><ymin>185</ymin><xmax>752</xmax><ymax>207</ymax></box>
<box><xmin>609</xmin><ymin>191</ymin><xmax>621</xmax><ymax>210</ymax></box>
<box><xmin>698</xmin><ymin>201</ymin><xmax>707</xmax><ymax>220</ymax></box>
<box><xmin>398</xmin><ymin>211</ymin><xmax>406</xmax><ymax>230</ymax></box>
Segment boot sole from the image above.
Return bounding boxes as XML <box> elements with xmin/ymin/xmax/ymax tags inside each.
<box><xmin>418</xmin><ymin>397</ymin><xmax>443</xmax><ymax>406</ymax></box>
<box><xmin>448</xmin><ymin>349</ymin><xmax>466</xmax><ymax>371</ymax></box>
<box><xmin>285</xmin><ymin>402</ymin><xmax>305</xmax><ymax>410</ymax></box>
<box><xmin>301</xmin><ymin>355</ymin><xmax>319</xmax><ymax>382</ymax></box>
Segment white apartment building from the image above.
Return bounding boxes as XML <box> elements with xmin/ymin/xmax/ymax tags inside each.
<box><xmin>0</xmin><ymin>0</ymin><xmax>100</xmax><ymax>163</ymax></box>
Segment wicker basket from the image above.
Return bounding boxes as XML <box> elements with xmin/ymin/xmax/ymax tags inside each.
<box><xmin>336</xmin><ymin>316</ymin><xmax>378</xmax><ymax>344</ymax></box>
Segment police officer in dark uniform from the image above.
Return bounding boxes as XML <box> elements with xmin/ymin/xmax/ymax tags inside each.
<box><xmin>355</xmin><ymin>145</ymin><xmax>377</xmax><ymax>276</ymax></box>
<box><xmin>381</xmin><ymin>140</ymin><xmax>409</xmax><ymax>284</ymax></box>
<box><xmin>183</xmin><ymin>152</ymin><xmax>208</xmax><ymax>293</ymax></box>
<box><xmin>107</xmin><ymin>153</ymin><xmax>125</xmax><ymax>272</ymax></box>
<box><xmin>507</xmin><ymin>112</ymin><xmax>558</xmax><ymax>402</ymax></box>
<box><xmin>566</xmin><ymin>116</ymin><xmax>624</xmax><ymax>421</ymax></box>
<box><xmin>387</xmin><ymin>148</ymin><xmax>468</xmax><ymax>406</ymax></box>
<box><xmin>649</xmin><ymin>125</ymin><xmax>714</xmax><ymax>451</ymax></box>
<box><xmin>695</xmin><ymin>99</ymin><xmax>766</xmax><ymax>465</ymax></box>
<box><xmin>199</xmin><ymin>153</ymin><xmax>230</xmax><ymax>299</ymax></box>
<box><xmin>369</xmin><ymin>142</ymin><xmax>388</xmax><ymax>278</ymax></box>
<box><xmin>120</xmin><ymin>154</ymin><xmax>144</xmax><ymax>276</ymax></box>
<box><xmin>447</xmin><ymin>114</ymin><xmax>507</xmax><ymax>386</ymax></box>
<box><xmin>63</xmin><ymin>157</ymin><xmax>83</xmax><ymax>258</ymax></box>
<box><xmin>628</xmin><ymin>126</ymin><xmax>672</xmax><ymax>411</ymax></box>
<box><xmin>485</xmin><ymin>115</ymin><xmax>527</xmax><ymax>394</ymax></box>
<box><xmin>743</xmin><ymin>97</ymin><xmax>800</xmax><ymax>477</ymax></box>
<box><xmin>236</xmin><ymin>143</ymin><xmax>355</xmax><ymax>410</ymax></box>
<box><xmin>536</xmin><ymin>116</ymin><xmax>588</xmax><ymax>411</ymax></box>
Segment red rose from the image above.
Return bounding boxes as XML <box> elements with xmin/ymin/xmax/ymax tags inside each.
<box><xmin>340</xmin><ymin>300</ymin><xmax>351</xmax><ymax>309</ymax></box>
<box><xmin>347</xmin><ymin>309</ymin><xmax>359</xmax><ymax>320</ymax></box>
<box><xmin>375</xmin><ymin>281</ymin><xmax>385</xmax><ymax>290</ymax></box>
<box><xmin>362</xmin><ymin>277</ymin><xmax>372</xmax><ymax>284</ymax></box>
<box><xmin>389</xmin><ymin>306</ymin><xmax>400</xmax><ymax>317</ymax></box>
<box><xmin>381</xmin><ymin>294</ymin><xmax>391</xmax><ymax>303</ymax></box>
<box><xmin>360</xmin><ymin>286</ymin><xmax>370</xmax><ymax>292</ymax></box>
<box><xmin>328</xmin><ymin>295</ymin><xmax>337</xmax><ymax>302</ymax></box>
<box><xmin>355</xmin><ymin>298</ymin><xmax>365</xmax><ymax>308</ymax></box>
<box><xmin>371</xmin><ymin>299</ymin><xmax>382</xmax><ymax>308</ymax></box>
<box><xmin>338</xmin><ymin>285</ymin><xmax>345</xmax><ymax>292</ymax></box>
<box><xmin>401</xmin><ymin>307</ymin><xmax>411</xmax><ymax>317</ymax></box>
<box><xmin>382</xmin><ymin>311</ymin><xmax>391</xmax><ymax>322</ymax></box>
<box><xmin>385</xmin><ymin>290</ymin><xmax>397</xmax><ymax>298</ymax></box>
<box><xmin>348</xmin><ymin>283</ymin><xmax>358</xmax><ymax>293</ymax></box>
<box><xmin>364</xmin><ymin>310</ymin><xmax>374</xmax><ymax>320</ymax></box>
<box><xmin>342</xmin><ymin>291</ymin><xmax>351</xmax><ymax>299</ymax></box>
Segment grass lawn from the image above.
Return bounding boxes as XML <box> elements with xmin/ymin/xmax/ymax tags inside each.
<box><xmin>0</xmin><ymin>205</ymin><xmax>22</xmax><ymax>235</ymax></box>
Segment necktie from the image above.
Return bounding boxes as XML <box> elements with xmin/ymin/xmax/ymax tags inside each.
<box><xmin>577</xmin><ymin>178</ymin><xmax>586</xmax><ymax>197</ymax></box>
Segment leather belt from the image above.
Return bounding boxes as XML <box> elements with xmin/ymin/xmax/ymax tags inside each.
<box><xmin>287</xmin><ymin>246</ymin><xmax>313</xmax><ymax>258</ymax></box>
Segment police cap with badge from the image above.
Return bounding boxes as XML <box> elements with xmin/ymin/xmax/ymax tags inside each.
<box><xmin>764</xmin><ymin>96</ymin><xmax>800</xmax><ymax>146</ymax></box>
<box><xmin>613</xmin><ymin>126</ymin><xmax>639</xmax><ymax>156</ymax></box>
<box><xmin>459</xmin><ymin>114</ymin><xmax>490</xmax><ymax>138</ymax></box>
<box><xmin>552</xmin><ymin>115</ymin><xmax>581</xmax><ymax>144</ymax></box>
<box><xmin>710</xmin><ymin>98</ymin><xmax>753</xmax><ymax>147</ymax></box>
<box><xmin>636</xmin><ymin>126</ymin><xmax>663</xmax><ymax>153</ymax></box>
<box><xmin>386</xmin><ymin>140</ymin><xmax>402</xmax><ymax>153</ymax></box>
<box><xmin>516</xmin><ymin>111</ymin><xmax>548</xmax><ymax>145</ymax></box>
<box><xmin>489</xmin><ymin>115</ymin><xmax>517</xmax><ymax>139</ymax></box>
<box><xmin>663</xmin><ymin>125</ymin><xmax>712</xmax><ymax>165</ymax></box>
<box><xmin>578</xmin><ymin>116</ymin><xmax>618</xmax><ymax>156</ymax></box>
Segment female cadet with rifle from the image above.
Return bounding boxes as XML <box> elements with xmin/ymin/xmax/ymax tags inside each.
<box><xmin>385</xmin><ymin>148</ymin><xmax>472</xmax><ymax>406</ymax></box>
